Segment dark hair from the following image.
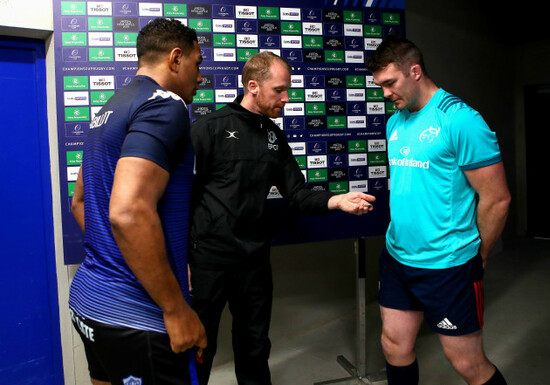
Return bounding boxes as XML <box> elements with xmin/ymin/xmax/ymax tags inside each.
<box><xmin>136</xmin><ymin>18</ymin><xmax>198</xmax><ymax>66</ymax></box>
<box><xmin>365</xmin><ymin>35</ymin><xmax>428</xmax><ymax>77</ymax></box>
<box><xmin>241</xmin><ymin>51</ymin><xmax>292</xmax><ymax>92</ymax></box>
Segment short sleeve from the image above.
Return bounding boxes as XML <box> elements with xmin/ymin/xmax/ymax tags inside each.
<box><xmin>121</xmin><ymin>94</ymin><xmax>190</xmax><ymax>172</ymax></box>
<box><xmin>449</xmin><ymin>107</ymin><xmax>502</xmax><ymax>170</ymax></box>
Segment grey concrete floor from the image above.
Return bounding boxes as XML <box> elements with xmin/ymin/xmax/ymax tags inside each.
<box><xmin>208</xmin><ymin>238</ymin><xmax>550</xmax><ymax>384</ymax></box>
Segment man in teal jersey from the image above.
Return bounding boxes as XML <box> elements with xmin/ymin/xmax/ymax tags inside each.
<box><xmin>366</xmin><ymin>36</ymin><xmax>511</xmax><ymax>385</ymax></box>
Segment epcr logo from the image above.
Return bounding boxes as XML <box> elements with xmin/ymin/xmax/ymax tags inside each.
<box><xmin>419</xmin><ymin>126</ymin><xmax>440</xmax><ymax>143</ymax></box>
<box><xmin>267</xmin><ymin>131</ymin><xmax>279</xmax><ymax>150</ymax></box>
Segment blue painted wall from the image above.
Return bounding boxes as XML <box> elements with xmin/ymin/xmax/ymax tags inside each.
<box><xmin>0</xmin><ymin>36</ymin><xmax>63</xmax><ymax>384</ymax></box>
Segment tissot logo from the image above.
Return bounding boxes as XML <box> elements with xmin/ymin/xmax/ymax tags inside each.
<box><xmin>236</xmin><ymin>6</ymin><xmax>257</xmax><ymax>18</ymax></box>
<box><xmin>367</xmin><ymin>102</ymin><xmax>385</xmax><ymax>114</ymax></box>
<box><xmin>305</xmin><ymin>89</ymin><xmax>325</xmax><ymax>101</ymax></box>
<box><xmin>303</xmin><ymin>23</ymin><xmax>322</xmax><ymax>35</ymax></box>
<box><xmin>88</xmin><ymin>2</ymin><xmax>112</xmax><ymax>16</ymax></box>
<box><xmin>90</xmin><ymin>76</ymin><xmax>114</xmax><ymax>89</ymax></box>
<box><xmin>237</xmin><ymin>34</ymin><xmax>258</xmax><ymax>47</ymax></box>
<box><xmin>369</xmin><ymin>166</ymin><xmax>388</xmax><ymax>178</ymax></box>
<box><xmin>115</xmin><ymin>47</ymin><xmax>137</xmax><ymax>61</ymax></box>
<box><xmin>369</xmin><ymin>140</ymin><xmax>387</xmax><ymax>152</ymax></box>
<box><xmin>307</xmin><ymin>155</ymin><xmax>327</xmax><ymax>168</ymax></box>
<box><xmin>365</xmin><ymin>38</ymin><xmax>383</xmax><ymax>50</ymax></box>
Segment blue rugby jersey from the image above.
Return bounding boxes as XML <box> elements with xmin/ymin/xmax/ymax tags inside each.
<box><xmin>385</xmin><ymin>89</ymin><xmax>502</xmax><ymax>269</ymax></box>
<box><xmin>69</xmin><ymin>75</ymin><xmax>194</xmax><ymax>332</ymax></box>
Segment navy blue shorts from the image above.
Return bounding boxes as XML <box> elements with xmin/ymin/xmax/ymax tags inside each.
<box><xmin>70</xmin><ymin>309</ymin><xmax>197</xmax><ymax>384</ymax></box>
<box><xmin>378</xmin><ymin>248</ymin><xmax>485</xmax><ymax>336</ymax></box>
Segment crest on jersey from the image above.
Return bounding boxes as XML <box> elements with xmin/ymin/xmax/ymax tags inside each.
<box><xmin>419</xmin><ymin>126</ymin><xmax>440</xmax><ymax>143</ymax></box>
<box><xmin>122</xmin><ymin>375</ymin><xmax>143</xmax><ymax>385</ymax></box>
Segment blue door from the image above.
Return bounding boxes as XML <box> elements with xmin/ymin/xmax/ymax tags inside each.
<box><xmin>0</xmin><ymin>36</ymin><xmax>63</xmax><ymax>384</ymax></box>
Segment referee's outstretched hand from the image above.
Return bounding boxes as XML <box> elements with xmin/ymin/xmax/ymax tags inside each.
<box><xmin>328</xmin><ymin>191</ymin><xmax>376</xmax><ymax>215</ymax></box>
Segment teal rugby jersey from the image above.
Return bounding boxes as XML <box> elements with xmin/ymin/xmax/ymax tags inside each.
<box><xmin>69</xmin><ymin>76</ymin><xmax>194</xmax><ymax>332</ymax></box>
<box><xmin>386</xmin><ymin>89</ymin><xmax>501</xmax><ymax>268</ymax></box>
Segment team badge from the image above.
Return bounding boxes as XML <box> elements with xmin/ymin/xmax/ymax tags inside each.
<box><xmin>122</xmin><ymin>375</ymin><xmax>143</xmax><ymax>385</ymax></box>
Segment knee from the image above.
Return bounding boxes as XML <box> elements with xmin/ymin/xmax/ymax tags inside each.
<box><xmin>381</xmin><ymin>330</ymin><xmax>415</xmax><ymax>364</ymax></box>
<box><xmin>446</xmin><ymin>353</ymin><xmax>492</xmax><ymax>382</ymax></box>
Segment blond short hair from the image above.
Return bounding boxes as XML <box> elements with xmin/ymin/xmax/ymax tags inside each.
<box><xmin>241</xmin><ymin>52</ymin><xmax>292</xmax><ymax>92</ymax></box>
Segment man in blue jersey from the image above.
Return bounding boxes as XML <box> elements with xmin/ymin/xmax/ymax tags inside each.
<box><xmin>69</xmin><ymin>18</ymin><xmax>207</xmax><ymax>385</ymax></box>
<box><xmin>366</xmin><ymin>36</ymin><xmax>511</xmax><ymax>385</ymax></box>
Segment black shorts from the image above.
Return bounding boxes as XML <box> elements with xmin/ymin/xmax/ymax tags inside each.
<box><xmin>70</xmin><ymin>309</ymin><xmax>198</xmax><ymax>385</ymax></box>
<box><xmin>378</xmin><ymin>248</ymin><xmax>485</xmax><ymax>336</ymax></box>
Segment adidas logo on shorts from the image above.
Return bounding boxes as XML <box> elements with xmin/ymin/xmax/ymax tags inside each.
<box><xmin>437</xmin><ymin>318</ymin><xmax>458</xmax><ymax>330</ymax></box>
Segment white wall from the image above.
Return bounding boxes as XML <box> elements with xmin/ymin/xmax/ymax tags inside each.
<box><xmin>0</xmin><ymin>0</ymin><xmax>53</xmax><ymax>38</ymax></box>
